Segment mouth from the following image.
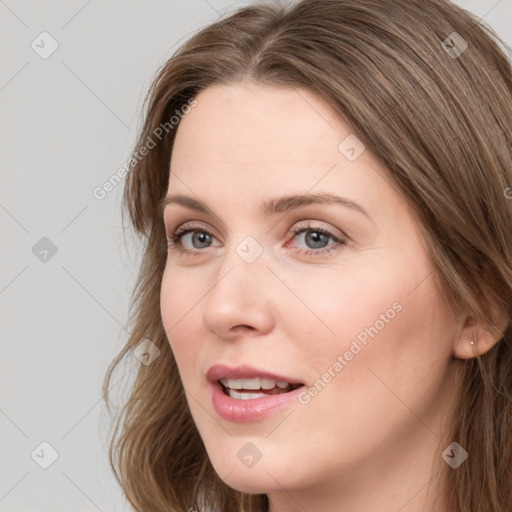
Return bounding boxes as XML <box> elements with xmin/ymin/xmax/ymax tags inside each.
<box><xmin>207</xmin><ymin>364</ymin><xmax>306</xmax><ymax>422</ymax></box>
<box><xmin>219</xmin><ymin>377</ymin><xmax>304</xmax><ymax>400</ymax></box>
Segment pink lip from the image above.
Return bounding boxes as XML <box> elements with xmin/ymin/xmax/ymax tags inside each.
<box><xmin>206</xmin><ymin>364</ymin><xmax>305</xmax><ymax>423</ymax></box>
<box><xmin>209</xmin><ymin>380</ymin><xmax>304</xmax><ymax>422</ymax></box>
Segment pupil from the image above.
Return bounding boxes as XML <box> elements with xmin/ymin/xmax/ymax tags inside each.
<box><xmin>306</xmin><ymin>231</ymin><xmax>328</xmax><ymax>248</ymax></box>
<box><xmin>194</xmin><ymin>232</ymin><xmax>210</xmax><ymax>248</ymax></box>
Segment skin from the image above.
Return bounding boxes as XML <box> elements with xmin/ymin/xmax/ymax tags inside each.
<box><xmin>160</xmin><ymin>82</ymin><xmax>502</xmax><ymax>512</ymax></box>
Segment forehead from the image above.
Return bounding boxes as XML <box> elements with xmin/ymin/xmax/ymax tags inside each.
<box><xmin>171</xmin><ymin>82</ymin><xmax>346</xmax><ymax>171</ymax></box>
<box><xmin>167</xmin><ymin>82</ymin><xmax>402</xmax><ymax>221</ymax></box>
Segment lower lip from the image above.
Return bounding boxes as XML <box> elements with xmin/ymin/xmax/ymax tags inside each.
<box><xmin>210</xmin><ymin>381</ymin><xmax>304</xmax><ymax>422</ymax></box>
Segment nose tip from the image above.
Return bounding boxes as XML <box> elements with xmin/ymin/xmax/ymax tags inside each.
<box><xmin>202</xmin><ymin>261</ymin><xmax>275</xmax><ymax>341</ymax></box>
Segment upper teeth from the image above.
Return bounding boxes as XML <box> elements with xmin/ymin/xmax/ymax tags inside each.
<box><xmin>220</xmin><ymin>377</ymin><xmax>290</xmax><ymax>390</ymax></box>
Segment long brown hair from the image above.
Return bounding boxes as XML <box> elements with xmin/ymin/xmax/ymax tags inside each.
<box><xmin>102</xmin><ymin>1</ymin><xmax>512</xmax><ymax>510</ymax></box>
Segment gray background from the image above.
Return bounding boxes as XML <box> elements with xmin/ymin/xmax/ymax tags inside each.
<box><xmin>1</xmin><ymin>1</ymin><xmax>510</xmax><ymax>511</ymax></box>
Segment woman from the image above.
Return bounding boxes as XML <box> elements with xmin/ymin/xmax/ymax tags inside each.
<box><xmin>103</xmin><ymin>0</ymin><xmax>512</xmax><ymax>510</ymax></box>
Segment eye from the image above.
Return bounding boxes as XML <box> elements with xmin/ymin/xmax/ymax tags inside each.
<box><xmin>164</xmin><ymin>221</ymin><xmax>346</xmax><ymax>257</ymax></box>
<box><xmin>165</xmin><ymin>224</ymin><xmax>221</xmax><ymax>256</ymax></box>
<box><xmin>287</xmin><ymin>222</ymin><xmax>346</xmax><ymax>256</ymax></box>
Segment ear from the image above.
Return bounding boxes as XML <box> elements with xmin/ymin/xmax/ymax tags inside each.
<box><xmin>454</xmin><ymin>304</ymin><xmax>509</xmax><ymax>359</ymax></box>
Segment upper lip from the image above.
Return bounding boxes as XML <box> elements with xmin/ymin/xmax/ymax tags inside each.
<box><xmin>206</xmin><ymin>364</ymin><xmax>304</xmax><ymax>385</ymax></box>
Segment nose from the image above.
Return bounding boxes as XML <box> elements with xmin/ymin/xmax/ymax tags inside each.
<box><xmin>202</xmin><ymin>243</ymin><xmax>276</xmax><ymax>341</ymax></box>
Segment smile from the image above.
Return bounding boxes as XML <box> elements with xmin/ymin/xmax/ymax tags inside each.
<box><xmin>220</xmin><ymin>377</ymin><xmax>303</xmax><ymax>400</ymax></box>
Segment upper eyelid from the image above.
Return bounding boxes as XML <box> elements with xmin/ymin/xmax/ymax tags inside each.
<box><xmin>167</xmin><ymin>220</ymin><xmax>217</xmax><ymax>237</ymax></box>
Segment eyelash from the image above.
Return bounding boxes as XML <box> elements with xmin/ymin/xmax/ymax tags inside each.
<box><xmin>164</xmin><ymin>222</ymin><xmax>346</xmax><ymax>257</ymax></box>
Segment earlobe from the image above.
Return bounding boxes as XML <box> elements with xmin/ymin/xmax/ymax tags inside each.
<box><xmin>453</xmin><ymin>310</ymin><xmax>509</xmax><ymax>360</ymax></box>
<box><xmin>454</xmin><ymin>338</ymin><xmax>479</xmax><ymax>359</ymax></box>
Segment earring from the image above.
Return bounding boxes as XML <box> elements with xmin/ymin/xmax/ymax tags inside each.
<box><xmin>470</xmin><ymin>340</ymin><xmax>475</xmax><ymax>345</ymax></box>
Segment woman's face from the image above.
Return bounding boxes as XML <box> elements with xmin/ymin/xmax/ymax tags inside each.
<box><xmin>160</xmin><ymin>82</ymin><xmax>462</xmax><ymax>509</ymax></box>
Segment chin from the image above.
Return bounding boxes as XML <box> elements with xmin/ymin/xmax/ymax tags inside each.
<box><xmin>206</xmin><ymin>447</ymin><xmax>304</xmax><ymax>494</ymax></box>
<box><xmin>216</xmin><ymin>468</ymin><xmax>279</xmax><ymax>494</ymax></box>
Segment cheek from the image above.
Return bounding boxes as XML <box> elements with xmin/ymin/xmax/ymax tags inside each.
<box><xmin>280</xmin><ymin>264</ymin><xmax>407</xmax><ymax>361</ymax></box>
<box><xmin>292</xmin><ymin>258</ymin><xmax>454</xmax><ymax>396</ymax></box>
<box><xmin>159</xmin><ymin>267</ymin><xmax>203</xmax><ymax>368</ymax></box>
<box><xmin>306</xmin><ymin>273</ymin><xmax>456</xmax><ymax>424</ymax></box>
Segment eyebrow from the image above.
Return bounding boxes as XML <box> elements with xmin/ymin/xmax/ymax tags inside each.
<box><xmin>159</xmin><ymin>192</ymin><xmax>370</xmax><ymax>220</ymax></box>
